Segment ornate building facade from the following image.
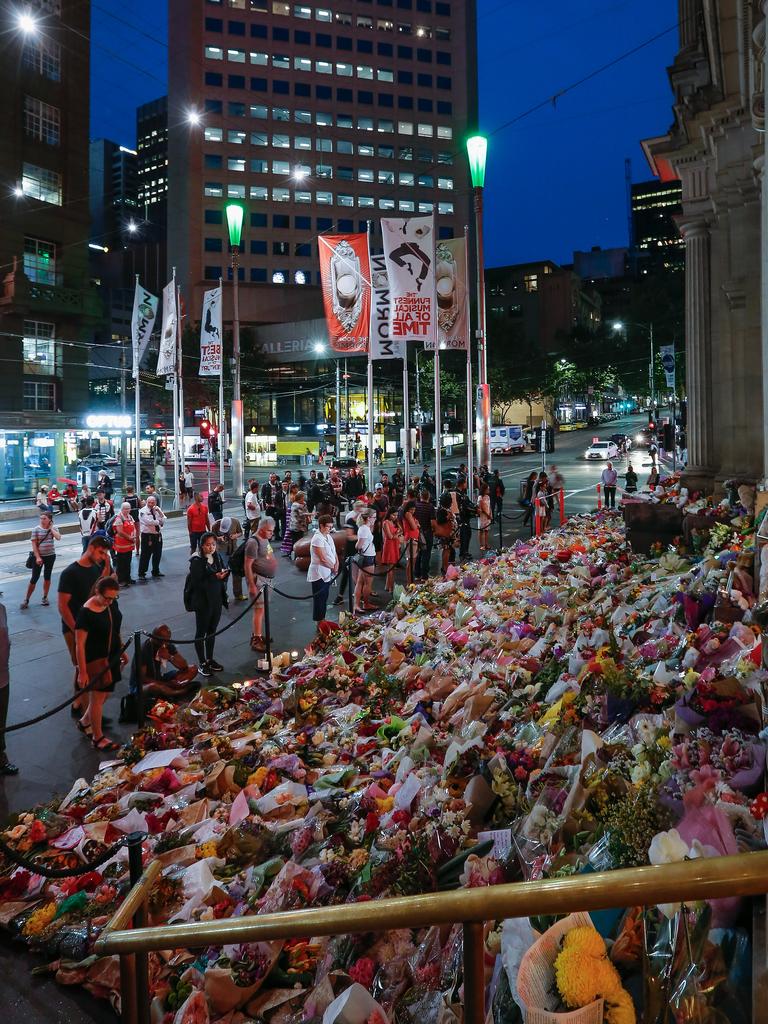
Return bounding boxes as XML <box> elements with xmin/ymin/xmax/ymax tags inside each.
<box><xmin>644</xmin><ymin>0</ymin><xmax>764</xmax><ymax>489</ymax></box>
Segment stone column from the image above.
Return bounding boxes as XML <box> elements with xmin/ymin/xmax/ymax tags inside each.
<box><xmin>680</xmin><ymin>217</ymin><xmax>714</xmax><ymax>482</ymax></box>
<box><xmin>679</xmin><ymin>0</ymin><xmax>699</xmax><ymax>49</ymax></box>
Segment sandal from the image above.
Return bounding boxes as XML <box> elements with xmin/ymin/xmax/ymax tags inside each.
<box><xmin>76</xmin><ymin>719</ymin><xmax>93</xmax><ymax>736</ymax></box>
<box><xmin>19</xmin><ymin>601</ymin><xmax>29</xmax><ymax>610</ymax></box>
<box><xmin>91</xmin><ymin>735</ymin><xmax>119</xmax><ymax>752</ymax></box>
<box><xmin>250</xmin><ymin>634</ymin><xmax>264</xmax><ymax>651</ymax></box>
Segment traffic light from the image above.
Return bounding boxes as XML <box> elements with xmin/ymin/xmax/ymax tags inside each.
<box><xmin>200</xmin><ymin>419</ymin><xmax>212</xmax><ymax>439</ymax></box>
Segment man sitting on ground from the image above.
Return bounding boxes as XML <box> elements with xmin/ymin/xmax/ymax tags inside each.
<box><xmin>137</xmin><ymin>624</ymin><xmax>199</xmax><ymax>698</ymax></box>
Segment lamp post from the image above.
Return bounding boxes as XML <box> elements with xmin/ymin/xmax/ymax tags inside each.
<box><xmin>466</xmin><ymin>134</ymin><xmax>491</xmax><ymax>472</ymax></box>
<box><xmin>226</xmin><ymin>200</ymin><xmax>245</xmax><ymax>497</ymax></box>
<box><xmin>612</xmin><ymin>320</ymin><xmax>655</xmax><ymax>410</ymax></box>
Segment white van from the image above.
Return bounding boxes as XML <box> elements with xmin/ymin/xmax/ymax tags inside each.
<box><xmin>490</xmin><ymin>425</ymin><xmax>525</xmax><ymax>455</ymax></box>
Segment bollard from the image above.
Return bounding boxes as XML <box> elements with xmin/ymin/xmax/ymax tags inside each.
<box><xmin>596</xmin><ymin>483</ymin><xmax>602</xmax><ymax>510</ymax></box>
<box><xmin>559</xmin><ymin>488</ymin><xmax>566</xmax><ymax>524</ymax></box>
<box><xmin>133</xmin><ymin>631</ymin><xmax>145</xmax><ymax>729</ymax></box>
<box><xmin>263</xmin><ymin>586</ymin><xmax>273</xmax><ymax>672</ymax></box>
<box><xmin>498</xmin><ymin>511</ymin><xmax>503</xmax><ymax>550</ymax></box>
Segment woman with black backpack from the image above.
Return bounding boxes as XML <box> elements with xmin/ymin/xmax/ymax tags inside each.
<box><xmin>185</xmin><ymin>532</ymin><xmax>229</xmax><ymax>677</ymax></box>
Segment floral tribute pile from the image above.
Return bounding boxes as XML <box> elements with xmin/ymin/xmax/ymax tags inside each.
<box><xmin>1</xmin><ymin>512</ymin><xmax>766</xmax><ymax>1024</ymax></box>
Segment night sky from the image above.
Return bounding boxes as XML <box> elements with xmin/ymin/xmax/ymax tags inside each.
<box><xmin>90</xmin><ymin>0</ymin><xmax>678</xmax><ymax>268</ymax></box>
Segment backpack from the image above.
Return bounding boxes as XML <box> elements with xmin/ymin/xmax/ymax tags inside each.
<box><xmin>104</xmin><ymin>515</ymin><xmax>117</xmax><ymax>538</ymax></box>
<box><xmin>228</xmin><ymin>541</ymin><xmax>247</xmax><ymax>576</ymax></box>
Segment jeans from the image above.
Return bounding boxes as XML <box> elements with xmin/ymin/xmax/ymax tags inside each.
<box><xmin>194</xmin><ymin>604</ymin><xmax>222</xmax><ymax>664</ymax></box>
<box><xmin>189</xmin><ymin>530</ymin><xmax>205</xmax><ymax>554</ymax></box>
<box><xmin>312</xmin><ymin>578</ymin><xmax>331</xmax><ymax>621</ymax></box>
<box><xmin>417</xmin><ymin>530</ymin><xmax>433</xmax><ymax>578</ymax></box>
<box><xmin>604</xmin><ymin>485</ymin><xmax>616</xmax><ymax>508</ymax></box>
<box><xmin>139</xmin><ymin>534</ymin><xmax>163</xmax><ymax>576</ymax></box>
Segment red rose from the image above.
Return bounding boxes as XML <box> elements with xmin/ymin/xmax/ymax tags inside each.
<box><xmin>364</xmin><ymin>812</ymin><xmax>379</xmax><ymax>834</ymax></box>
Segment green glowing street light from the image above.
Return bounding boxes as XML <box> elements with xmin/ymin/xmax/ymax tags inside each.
<box><xmin>225</xmin><ymin>200</ymin><xmax>245</xmax><ymax>250</ymax></box>
<box><xmin>224</xmin><ymin>200</ymin><xmax>246</xmax><ymax>496</ymax></box>
<box><xmin>466</xmin><ymin>133</ymin><xmax>491</xmax><ymax>470</ymax></box>
<box><xmin>466</xmin><ymin>134</ymin><xmax>488</xmax><ymax>189</ymax></box>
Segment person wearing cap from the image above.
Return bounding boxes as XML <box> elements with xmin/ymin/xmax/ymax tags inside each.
<box><xmin>353</xmin><ymin>506</ymin><xmax>378</xmax><ymax>613</ymax></box>
<box><xmin>208</xmin><ymin>483</ymin><xmax>225</xmax><ymax>523</ymax></box>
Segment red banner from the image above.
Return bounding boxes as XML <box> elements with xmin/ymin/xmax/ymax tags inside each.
<box><xmin>318</xmin><ymin>233</ymin><xmax>371</xmax><ymax>353</ymax></box>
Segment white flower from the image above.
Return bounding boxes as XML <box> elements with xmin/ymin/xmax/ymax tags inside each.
<box><xmin>648</xmin><ymin>828</ymin><xmax>690</xmax><ymax>866</ymax></box>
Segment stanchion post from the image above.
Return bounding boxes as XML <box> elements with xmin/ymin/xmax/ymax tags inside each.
<box><xmin>498</xmin><ymin>510</ymin><xmax>503</xmax><ymax>550</ymax></box>
<box><xmin>347</xmin><ymin>555</ymin><xmax>354</xmax><ymax>616</ymax></box>
<box><xmin>263</xmin><ymin>586</ymin><xmax>272</xmax><ymax>672</ymax></box>
<box><xmin>596</xmin><ymin>483</ymin><xmax>602</xmax><ymax>510</ymax></box>
<box><xmin>133</xmin><ymin>631</ymin><xmax>145</xmax><ymax>729</ymax></box>
<box><xmin>559</xmin><ymin>488</ymin><xmax>566</xmax><ymax>524</ymax></box>
<box><xmin>126</xmin><ymin>834</ymin><xmax>150</xmax><ymax>1024</ymax></box>
<box><xmin>463</xmin><ymin>920</ymin><xmax>485</xmax><ymax>1024</ymax></box>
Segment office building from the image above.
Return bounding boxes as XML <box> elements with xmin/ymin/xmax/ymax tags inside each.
<box><xmin>0</xmin><ymin>0</ymin><xmax>105</xmax><ymax>500</ymax></box>
<box><xmin>167</xmin><ymin>0</ymin><xmax>478</xmax><ymax>326</ymax></box>
<box><xmin>89</xmin><ymin>138</ymin><xmax>139</xmax><ymax>246</ymax></box>
<box><xmin>137</xmin><ymin>95</ymin><xmax>169</xmax><ymax>234</ymax></box>
<box><xmin>631</xmin><ymin>179</ymin><xmax>684</xmax><ymax>275</ymax></box>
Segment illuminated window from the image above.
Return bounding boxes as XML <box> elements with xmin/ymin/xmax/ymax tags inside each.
<box><xmin>294</xmin><ymin>56</ymin><xmax>312</xmax><ymax>71</ymax></box>
<box><xmin>228</xmin><ymin>129</ymin><xmax>246</xmax><ymax>144</ymax></box>
<box><xmin>250</xmin><ymin>185</ymin><xmax>268</xmax><ymax>199</ymax></box>
<box><xmin>22</xmin><ymin>163</ymin><xmax>61</xmax><ymax>205</ymax></box>
<box><xmin>357</xmin><ymin>64</ymin><xmax>373</xmax><ymax>79</ymax></box>
<box><xmin>228</xmin><ymin>157</ymin><xmax>246</xmax><ymax>172</ymax></box>
<box><xmin>316</xmin><ymin>7</ymin><xmax>331</xmax><ymax>20</ymax></box>
<box><xmin>250</xmin><ymin>51</ymin><xmax>268</xmax><ymax>64</ymax></box>
<box><xmin>524</xmin><ymin>274</ymin><xmax>538</xmax><ymax>293</ymax></box>
<box><xmin>23</xmin><ymin>321</ymin><xmax>56</xmax><ymax>376</ymax></box>
<box><xmin>205</xmin><ymin>45</ymin><xmax>224</xmax><ymax>59</ymax></box>
<box><xmin>272</xmin><ymin>134</ymin><xmax>290</xmax><ymax>147</ymax></box>
<box><xmin>204</xmin><ymin>182</ymin><xmax>224</xmax><ymax>197</ymax></box>
<box><xmin>378</xmin><ymin>169</ymin><xmax>395</xmax><ymax>184</ymax></box>
<box><xmin>294</xmin><ymin>4</ymin><xmax>311</xmax><ymax>16</ymax></box>
<box><xmin>358</xmin><ymin>196</ymin><xmax>374</xmax><ymax>208</ymax></box>
<box><xmin>316</xmin><ymin>60</ymin><xmax>333</xmax><ymax>74</ymax></box>
<box><xmin>228</xmin><ymin>48</ymin><xmax>246</xmax><ymax>62</ymax></box>
<box><xmin>23</xmin><ymin>238</ymin><xmax>56</xmax><ymax>285</ymax></box>
<box><xmin>338</xmin><ymin>193</ymin><xmax>354</xmax><ymax>206</ymax></box>
<box><xmin>250</xmin><ymin>105</ymin><xmax>268</xmax><ymax>119</ymax></box>
<box><xmin>273</xmin><ymin>107</ymin><xmax>290</xmax><ymax>121</ymax></box>
<box><xmin>272</xmin><ymin>187</ymin><xmax>290</xmax><ymax>201</ymax></box>
<box><xmin>337</xmin><ymin>62</ymin><xmax>353</xmax><ymax>76</ymax></box>
<box><xmin>23</xmin><ymin>38</ymin><xmax>61</xmax><ymax>80</ymax></box>
<box><xmin>378</xmin><ymin>68</ymin><xmax>394</xmax><ymax>81</ymax></box>
<box><xmin>437</xmin><ymin>177</ymin><xmax>453</xmax><ymax>189</ymax></box>
<box><xmin>438</xmin><ymin>201</ymin><xmax>453</xmax><ymax>214</ymax></box>
<box><xmin>272</xmin><ymin>54</ymin><xmax>290</xmax><ymax>69</ymax></box>
<box><xmin>417</xmin><ymin>122</ymin><xmax>433</xmax><ymax>137</ymax></box>
<box><xmin>358</xmin><ymin>143</ymin><xmax>374</xmax><ymax>157</ymax></box>
<box><xmin>295</xmin><ymin>136</ymin><xmax>313</xmax><ymax>149</ymax></box>
<box><xmin>398</xmin><ymin>120</ymin><xmax>413</xmax><ymax>134</ymax></box>
<box><xmin>379</xmin><ymin>198</ymin><xmax>395</xmax><ymax>210</ymax></box>
<box><xmin>418</xmin><ymin>201</ymin><xmax>433</xmax><ymax>213</ymax></box>
<box><xmin>295</xmin><ymin>190</ymin><xmax>312</xmax><ymax>203</ymax></box>
<box><xmin>437</xmin><ymin>125</ymin><xmax>452</xmax><ymax>139</ymax></box>
<box><xmin>272</xmin><ymin>271</ymin><xmax>286</xmax><ymax>283</ymax></box>
<box><xmin>204</xmin><ymin>127</ymin><xmax>223</xmax><ymax>142</ymax></box>
<box><xmin>398</xmin><ymin>199</ymin><xmax>415</xmax><ymax>212</ymax></box>
<box><xmin>399</xmin><ymin>172</ymin><xmax>414</xmax><ymax>185</ymax></box>
<box><xmin>316</xmin><ymin>190</ymin><xmax>333</xmax><ymax>204</ymax></box>
<box><xmin>272</xmin><ymin>159</ymin><xmax>290</xmax><ymax>174</ymax></box>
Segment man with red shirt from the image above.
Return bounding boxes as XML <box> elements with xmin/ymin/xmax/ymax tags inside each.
<box><xmin>186</xmin><ymin>492</ymin><xmax>211</xmax><ymax>553</ymax></box>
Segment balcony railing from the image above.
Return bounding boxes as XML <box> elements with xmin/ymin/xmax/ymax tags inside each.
<box><xmin>1</xmin><ymin>263</ymin><xmax>102</xmax><ymax>321</ymax></box>
<box><xmin>95</xmin><ymin>850</ymin><xmax>768</xmax><ymax>1024</ymax></box>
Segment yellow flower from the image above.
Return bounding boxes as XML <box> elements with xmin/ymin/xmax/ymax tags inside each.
<box><xmin>554</xmin><ymin>927</ymin><xmax>624</xmax><ymax>1010</ymax></box>
<box><xmin>247</xmin><ymin>766</ymin><xmax>268</xmax><ymax>788</ymax></box>
<box><xmin>657</xmin><ymin>736</ymin><xmax>671</xmax><ymax>749</ymax></box>
<box><xmin>605</xmin><ymin>988</ymin><xmax>636</xmax><ymax>1024</ymax></box>
<box><xmin>349</xmin><ymin>848</ymin><xmax>369</xmax><ymax>871</ymax></box>
<box><xmin>195</xmin><ymin>840</ymin><xmax>219</xmax><ymax>859</ymax></box>
<box><xmin>23</xmin><ymin>902</ymin><xmax>57</xmax><ymax>937</ymax></box>
<box><xmin>376</xmin><ymin>796</ymin><xmax>394</xmax><ymax>812</ymax></box>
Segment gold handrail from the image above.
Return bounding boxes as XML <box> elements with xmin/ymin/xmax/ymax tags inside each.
<box><xmin>101</xmin><ymin>860</ymin><xmax>162</xmax><ymax>937</ymax></box>
<box><xmin>96</xmin><ymin>849</ymin><xmax>768</xmax><ymax>956</ymax></box>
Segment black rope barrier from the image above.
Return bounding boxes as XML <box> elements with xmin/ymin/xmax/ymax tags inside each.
<box><xmin>0</xmin><ymin>638</ymin><xmax>132</xmax><ymax>735</ymax></box>
<box><xmin>140</xmin><ymin>591</ymin><xmax>260</xmax><ymax>644</ymax></box>
<box><xmin>0</xmin><ymin>830</ymin><xmax>146</xmax><ymax>879</ymax></box>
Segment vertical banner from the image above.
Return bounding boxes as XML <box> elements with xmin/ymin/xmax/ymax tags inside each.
<box><xmin>156</xmin><ymin>279</ymin><xmax>178</xmax><ymax>376</ymax></box>
<box><xmin>318</xmin><ymin>233</ymin><xmax>371</xmax><ymax>353</ymax></box>
<box><xmin>370</xmin><ymin>253</ymin><xmax>405</xmax><ymax>360</ymax></box>
<box><xmin>130</xmin><ymin>281</ymin><xmax>158</xmax><ymax>378</ymax></box>
<box><xmin>659</xmin><ymin>344</ymin><xmax>676</xmax><ymax>388</ymax></box>
<box><xmin>430</xmin><ymin>236</ymin><xmax>469</xmax><ymax>352</ymax></box>
<box><xmin>382</xmin><ymin>214</ymin><xmax>436</xmax><ymax>346</ymax></box>
<box><xmin>199</xmin><ymin>286</ymin><xmax>223</xmax><ymax>376</ymax></box>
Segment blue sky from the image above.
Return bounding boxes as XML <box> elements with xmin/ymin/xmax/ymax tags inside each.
<box><xmin>90</xmin><ymin>0</ymin><xmax>678</xmax><ymax>267</ymax></box>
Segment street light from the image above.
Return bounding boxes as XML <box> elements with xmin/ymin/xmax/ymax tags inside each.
<box><xmin>16</xmin><ymin>10</ymin><xmax>38</xmax><ymax>34</ymax></box>
<box><xmin>466</xmin><ymin>133</ymin><xmax>491</xmax><ymax>471</ymax></box>
<box><xmin>313</xmin><ymin>342</ymin><xmax>325</xmax><ymax>355</ymax></box>
<box><xmin>225</xmin><ymin>199</ymin><xmax>246</xmax><ymax>498</ymax></box>
<box><xmin>612</xmin><ymin>320</ymin><xmax>655</xmax><ymax>407</ymax></box>
<box><xmin>186</xmin><ymin>109</ymin><xmax>202</xmax><ymax>126</ymax></box>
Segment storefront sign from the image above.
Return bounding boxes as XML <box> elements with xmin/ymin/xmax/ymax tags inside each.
<box><xmin>85</xmin><ymin>414</ymin><xmax>132</xmax><ymax>430</ymax></box>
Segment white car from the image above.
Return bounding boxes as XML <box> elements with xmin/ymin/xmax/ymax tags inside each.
<box><xmin>584</xmin><ymin>440</ymin><xmax>619</xmax><ymax>461</ymax></box>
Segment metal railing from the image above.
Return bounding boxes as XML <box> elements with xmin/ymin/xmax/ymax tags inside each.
<box><xmin>95</xmin><ymin>850</ymin><xmax>768</xmax><ymax>1024</ymax></box>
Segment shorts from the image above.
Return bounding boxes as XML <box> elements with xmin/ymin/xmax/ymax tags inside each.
<box><xmin>252</xmin><ymin>576</ymin><xmax>270</xmax><ymax>606</ymax></box>
<box><xmin>357</xmin><ymin>555</ymin><xmax>376</xmax><ymax>569</ymax></box>
<box><xmin>30</xmin><ymin>553</ymin><xmax>55</xmax><ymax>583</ymax></box>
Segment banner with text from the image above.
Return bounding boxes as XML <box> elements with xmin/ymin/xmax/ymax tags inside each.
<box><xmin>131</xmin><ymin>282</ymin><xmax>159</xmax><ymax>378</ymax></box>
<box><xmin>156</xmin><ymin>280</ymin><xmax>178</xmax><ymax>376</ymax></box>
<box><xmin>427</xmin><ymin>236</ymin><xmax>469</xmax><ymax>352</ymax></box>
<box><xmin>370</xmin><ymin>254</ymin><xmax>405</xmax><ymax>360</ymax></box>
<box><xmin>659</xmin><ymin>344</ymin><xmax>676</xmax><ymax>388</ymax></box>
<box><xmin>318</xmin><ymin>233</ymin><xmax>371</xmax><ymax>353</ymax></box>
<box><xmin>382</xmin><ymin>214</ymin><xmax>436</xmax><ymax>346</ymax></box>
<box><xmin>199</xmin><ymin>286</ymin><xmax>223</xmax><ymax>376</ymax></box>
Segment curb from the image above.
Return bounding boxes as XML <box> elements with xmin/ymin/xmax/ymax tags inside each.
<box><xmin>0</xmin><ymin>509</ymin><xmax>185</xmax><ymax>545</ymax></box>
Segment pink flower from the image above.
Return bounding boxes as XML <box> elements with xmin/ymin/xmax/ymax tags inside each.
<box><xmin>349</xmin><ymin>957</ymin><xmax>376</xmax><ymax>988</ymax></box>
<box><xmin>690</xmin><ymin>764</ymin><xmax>719</xmax><ymax>787</ymax></box>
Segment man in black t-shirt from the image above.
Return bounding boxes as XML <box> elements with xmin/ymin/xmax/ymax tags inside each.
<box><xmin>57</xmin><ymin>536</ymin><xmax>111</xmax><ymax>714</ymax></box>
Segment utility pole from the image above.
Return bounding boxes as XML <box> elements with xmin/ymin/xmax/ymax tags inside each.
<box><xmin>120</xmin><ymin>343</ymin><xmax>128</xmax><ymax>491</ymax></box>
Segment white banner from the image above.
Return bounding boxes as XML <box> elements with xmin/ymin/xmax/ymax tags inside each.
<box><xmin>130</xmin><ymin>282</ymin><xmax>158</xmax><ymax>379</ymax></box>
<box><xmin>659</xmin><ymin>344</ymin><xmax>675</xmax><ymax>388</ymax></box>
<box><xmin>156</xmin><ymin>280</ymin><xmax>178</xmax><ymax>376</ymax></box>
<box><xmin>369</xmin><ymin>254</ymin><xmax>404</xmax><ymax>360</ymax></box>
<box><xmin>381</xmin><ymin>214</ymin><xmax>436</xmax><ymax>346</ymax></box>
<box><xmin>199</xmin><ymin>286</ymin><xmax>223</xmax><ymax>376</ymax></box>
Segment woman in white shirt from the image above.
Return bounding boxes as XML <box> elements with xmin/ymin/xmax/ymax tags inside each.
<box><xmin>307</xmin><ymin>514</ymin><xmax>338</xmax><ymax>625</ymax></box>
<box><xmin>353</xmin><ymin>507</ymin><xmax>377</xmax><ymax>614</ymax></box>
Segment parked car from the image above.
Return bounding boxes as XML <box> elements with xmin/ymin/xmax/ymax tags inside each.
<box><xmin>77</xmin><ymin>454</ymin><xmax>118</xmax><ymax>471</ymax></box>
<box><xmin>584</xmin><ymin>440</ymin><xmax>619</xmax><ymax>461</ymax></box>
